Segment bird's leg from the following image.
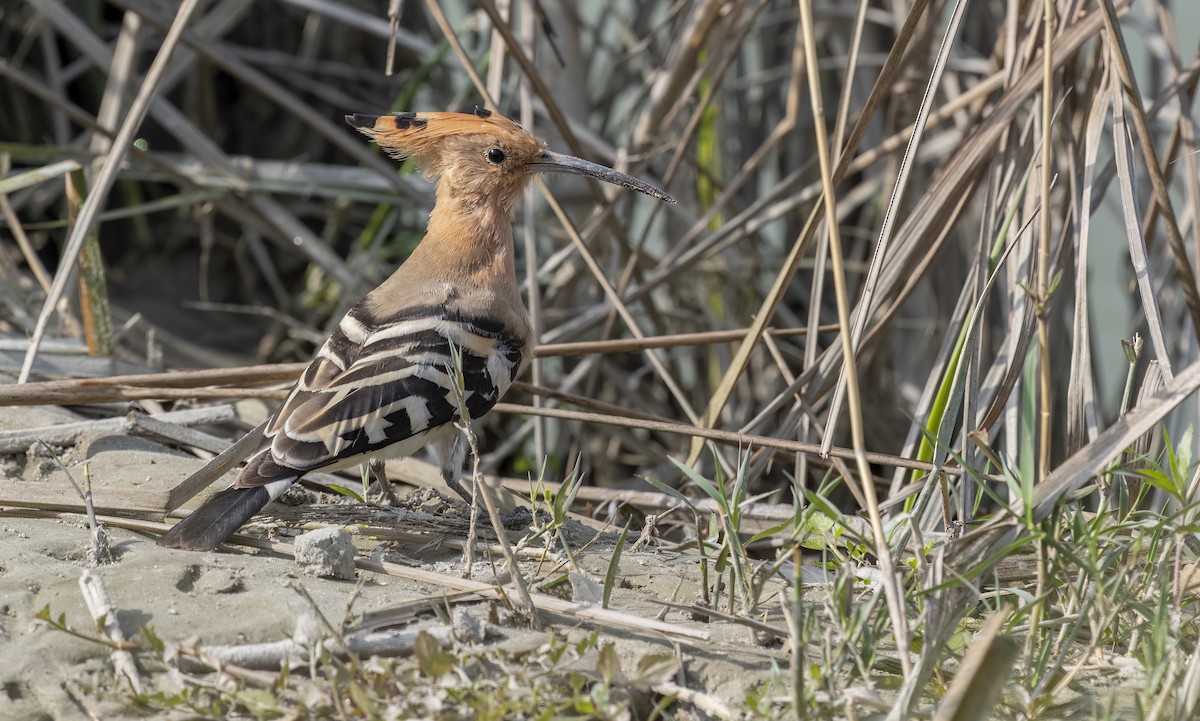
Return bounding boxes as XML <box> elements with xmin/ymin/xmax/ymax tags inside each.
<box><xmin>369</xmin><ymin>458</ymin><xmax>400</xmax><ymax>505</ymax></box>
<box><xmin>442</xmin><ymin>467</ymin><xmax>472</xmax><ymax>504</ymax></box>
<box><xmin>437</xmin><ymin>432</ymin><xmax>472</xmax><ymax>503</ymax></box>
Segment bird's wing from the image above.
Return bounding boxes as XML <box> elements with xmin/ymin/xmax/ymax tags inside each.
<box><xmin>233</xmin><ymin>304</ymin><xmax>525</xmax><ymax>488</ymax></box>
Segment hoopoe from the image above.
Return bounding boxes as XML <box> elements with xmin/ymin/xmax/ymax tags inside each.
<box><xmin>157</xmin><ymin>108</ymin><xmax>674</xmax><ymax>551</ymax></box>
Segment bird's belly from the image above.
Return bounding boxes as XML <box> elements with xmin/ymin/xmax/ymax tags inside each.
<box><xmin>317</xmin><ymin>423</ymin><xmax>457</xmax><ymax>474</ymax></box>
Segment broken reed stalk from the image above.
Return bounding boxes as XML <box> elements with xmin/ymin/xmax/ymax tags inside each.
<box><xmin>180</xmin><ymin>624</ymin><xmax>456</xmax><ymax>673</ymax></box>
<box><xmin>0</xmin><ymin>405</ymin><xmax>234</xmax><ymax>454</ymax></box>
<box><xmin>0</xmin><ymin>325</ymin><xmax>823</xmax><ymax>406</ymax></box>
<box><xmin>2</xmin><ymin>359</ymin><xmax>998</xmax><ymax>493</ymax></box>
<box><xmin>79</xmin><ymin>569</ymin><xmax>144</xmax><ymax>693</ymax></box>
<box><xmin>0</xmin><ymin>364</ymin><xmax>974</xmax><ymax>479</ymax></box>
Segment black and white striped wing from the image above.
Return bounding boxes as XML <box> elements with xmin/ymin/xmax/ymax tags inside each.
<box><xmin>235</xmin><ymin>306</ymin><xmax>525</xmax><ymax>488</ymax></box>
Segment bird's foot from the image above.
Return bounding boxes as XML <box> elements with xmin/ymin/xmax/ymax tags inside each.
<box><xmin>443</xmin><ymin>473</ymin><xmax>474</xmax><ymax>505</ymax></box>
<box><xmin>370</xmin><ymin>459</ymin><xmax>401</xmax><ymax>506</ymax></box>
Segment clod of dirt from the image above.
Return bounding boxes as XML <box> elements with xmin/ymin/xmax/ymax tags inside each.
<box><xmin>500</xmin><ymin>505</ymin><xmax>533</xmax><ymax>530</ymax></box>
<box><xmin>452</xmin><ymin>606</ymin><xmax>486</xmax><ymax>644</ymax></box>
<box><xmin>194</xmin><ymin>567</ymin><xmax>245</xmax><ymax>595</ymax></box>
<box><xmin>294</xmin><ymin>527</ymin><xmax>356</xmax><ymax>580</ymax></box>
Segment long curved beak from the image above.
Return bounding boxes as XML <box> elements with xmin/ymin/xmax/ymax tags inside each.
<box><xmin>527</xmin><ymin>150</ymin><xmax>675</xmax><ymax>203</ymax></box>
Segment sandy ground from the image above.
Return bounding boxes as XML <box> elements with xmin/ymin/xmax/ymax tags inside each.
<box><xmin>0</xmin><ymin>403</ymin><xmax>791</xmax><ymax>719</ymax></box>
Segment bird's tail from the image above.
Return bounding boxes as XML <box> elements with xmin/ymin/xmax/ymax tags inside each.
<box><xmin>159</xmin><ymin>438</ymin><xmax>304</xmax><ymax>551</ymax></box>
<box><xmin>156</xmin><ymin>485</ymin><xmax>274</xmax><ymax>551</ymax></box>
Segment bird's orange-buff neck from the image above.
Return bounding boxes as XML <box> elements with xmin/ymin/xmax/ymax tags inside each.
<box><xmin>403</xmin><ymin>181</ymin><xmax>519</xmax><ymax>289</ymax></box>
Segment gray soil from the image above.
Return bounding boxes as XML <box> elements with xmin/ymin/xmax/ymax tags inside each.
<box><xmin>0</xmin><ymin>404</ymin><xmax>789</xmax><ymax>719</ymax></box>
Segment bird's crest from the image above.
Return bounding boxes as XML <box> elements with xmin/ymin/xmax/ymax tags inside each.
<box><xmin>345</xmin><ymin>110</ymin><xmax>543</xmax><ymax>169</ymax></box>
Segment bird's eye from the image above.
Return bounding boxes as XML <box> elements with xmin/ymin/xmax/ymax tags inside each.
<box><xmin>486</xmin><ymin>148</ymin><xmax>506</xmax><ymax>164</ymax></box>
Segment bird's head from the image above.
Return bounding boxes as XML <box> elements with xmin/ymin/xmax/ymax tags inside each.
<box><xmin>346</xmin><ymin>108</ymin><xmax>674</xmax><ymax>211</ymax></box>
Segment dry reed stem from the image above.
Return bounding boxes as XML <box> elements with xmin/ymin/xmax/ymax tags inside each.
<box><xmin>797</xmin><ymin>0</ymin><xmax>910</xmax><ymax>678</ymax></box>
<box><xmin>687</xmin><ymin>0</ymin><xmax>933</xmax><ymax>465</ymax></box>
<box><xmin>17</xmin><ymin>0</ymin><xmax>203</xmax><ymax>383</ymax></box>
<box><xmin>0</xmin><ymin>364</ymin><xmax>981</xmax><ymax>480</ymax></box>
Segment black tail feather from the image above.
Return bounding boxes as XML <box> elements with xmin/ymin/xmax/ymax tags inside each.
<box><xmin>157</xmin><ymin>486</ymin><xmax>272</xmax><ymax>551</ymax></box>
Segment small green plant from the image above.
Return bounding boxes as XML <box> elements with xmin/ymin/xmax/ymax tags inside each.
<box><xmin>522</xmin><ymin>458</ymin><xmax>587</xmax><ymax>568</ymax></box>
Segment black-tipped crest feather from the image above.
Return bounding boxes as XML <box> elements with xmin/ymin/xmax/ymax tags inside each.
<box><xmin>345</xmin><ymin>113</ymin><xmax>379</xmax><ymax>129</ymax></box>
